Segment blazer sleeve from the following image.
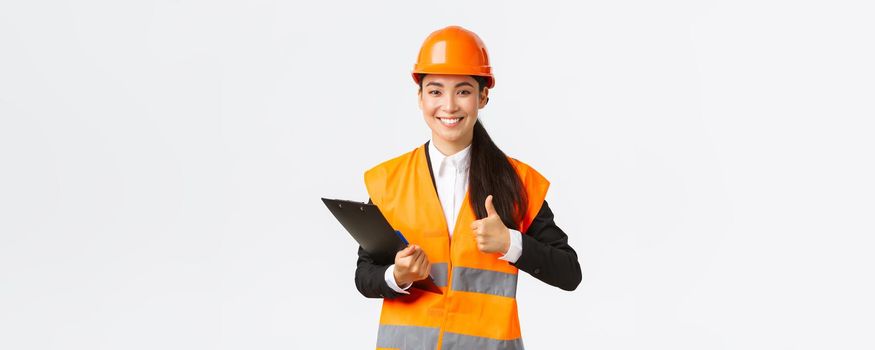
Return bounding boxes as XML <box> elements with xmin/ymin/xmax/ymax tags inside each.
<box><xmin>353</xmin><ymin>198</ymin><xmax>404</xmax><ymax>299</ymax></box>
<box><xmin>511</xmin><ymin>200</ymin><xmax>582</xmax><ymax>291</ymax></box>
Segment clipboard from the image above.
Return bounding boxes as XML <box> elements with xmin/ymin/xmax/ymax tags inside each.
<box><xmin>321</xmin><ymin>197</ymin><xmax>443</xmax><ymax>294</ymax></box>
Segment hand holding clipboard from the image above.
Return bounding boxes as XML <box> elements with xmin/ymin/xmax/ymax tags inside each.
<box><xmin>321</xmin><ymin>198</ymin><xmax>443</xmax><ymax>294</ymax></box>
<box><xmin>390</xmin><ymin>232</ymin><xmax>442</xmax><ymax>294</ymax></box>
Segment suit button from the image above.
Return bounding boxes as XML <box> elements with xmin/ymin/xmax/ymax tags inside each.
<box><xmin>534</xmin><ymin>268</ymin><xmax>541</xmax><ymax>274</ymax></box>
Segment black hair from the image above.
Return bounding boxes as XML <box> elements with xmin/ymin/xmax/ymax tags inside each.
<box><xmin>417</xmin><ymin>74</ymin><xmax>528</xmax><ymax>229</ymax></box>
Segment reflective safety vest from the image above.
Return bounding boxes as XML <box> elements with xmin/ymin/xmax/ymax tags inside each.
<box><xmin>364</xmin><ymin>143</ymin><xmax>550</xmax><ymax>350</ymax></box>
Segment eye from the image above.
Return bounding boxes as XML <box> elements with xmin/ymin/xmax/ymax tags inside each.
<box><xmin>457</xmin><ymin>90</ymin><xmax>471</xmax><ymax>96</ymax></box>
<box><xmin>428</xmin><ymin>90</ymin><xmax>441</xmax><ymax>96</ymax></box>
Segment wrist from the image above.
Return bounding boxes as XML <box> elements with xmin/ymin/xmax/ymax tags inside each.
<box><xmin>393</xmin><ymin>269</ymin><xmax>408</xmax><ymax>286</ymax></box>
<box><xmin>499</xmin><ymin>229</ymin><xmax>523</xmax><ymax>263</ymax></box>
<box><xmin>385</xmin><ymin>264</ymin><xmax>412</xmax><ymax>294</ymax></box>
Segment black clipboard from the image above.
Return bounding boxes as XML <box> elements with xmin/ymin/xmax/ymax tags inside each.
<box><xmin>321</xmin><ymin>197</ymin><xmax>443</xmax><ymax>294</ymax></box>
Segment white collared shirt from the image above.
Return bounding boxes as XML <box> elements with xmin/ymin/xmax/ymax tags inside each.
<box><xmin>385</xmin><ymin>140</ymin><xmax>524</xmax><ymax>293</ymax></box>
<box><xmin>431</xmin><ymin>139</ymin><xmax>472</xmax><ymax>237</ymax></box>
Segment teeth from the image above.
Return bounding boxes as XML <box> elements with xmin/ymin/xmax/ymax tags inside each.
<box><xmin>438</xmin><ymin>117</ymin><xmax>462</xmax><ymax>125</ymax></box>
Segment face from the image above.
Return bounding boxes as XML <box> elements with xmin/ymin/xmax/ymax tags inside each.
<box><xmin>418</xmin><ymin>74</ymin><xmax>489</xmax><ymax>150</ymax></box>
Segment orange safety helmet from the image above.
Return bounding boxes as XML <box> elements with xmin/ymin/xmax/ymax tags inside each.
<box><xmin>412</xmin><ymin>26</ymin><xmax>495</xmax><ymax>89</ymax></box>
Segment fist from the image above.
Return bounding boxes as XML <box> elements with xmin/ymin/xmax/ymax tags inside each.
<box><xmin>470</xmin><ymin>194</ymin><xmax>510</xmax><ymax>254</ymax></box>
<box><xmin>392</xmin><ymin>244</ymin><xmax>431</xmax><ymax>287</ymax></box>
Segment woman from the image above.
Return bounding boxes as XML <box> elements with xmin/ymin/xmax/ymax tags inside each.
<box><xmin>354</xmin><ymin>26</ymin><xmax>581</xmax><ymax>350</ymax></box>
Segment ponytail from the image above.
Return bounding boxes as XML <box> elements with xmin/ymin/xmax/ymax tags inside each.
<box><xmin>468</xmin><ymin>118</ymin><xmax>528</xmax><ymax>230</ymax></box>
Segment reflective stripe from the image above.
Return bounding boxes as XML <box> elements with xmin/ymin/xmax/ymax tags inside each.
<box><xmin>442</xmin><ymin>332</ymin><xmax>524</xmax><ymax>350</ymax></box>
<box><xmin>376</xmin><ymin>324</ymin><xmax>440</xmax><ymax>350</ymax></box>
<box><xmin>430</xmin><ymin>263</ymin><xmax>448</xmax><ymax>287</ymax></box>
<box><xmin>451</xmin><ymin>266</ymin><xmax>518</xmax><ymax>298</ymax></box>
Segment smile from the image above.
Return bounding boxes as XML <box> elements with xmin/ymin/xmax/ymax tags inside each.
<box><xmin>437</xmin><ymin>117</ymin><xmax>464</xmax><ymax>126</ymax></box>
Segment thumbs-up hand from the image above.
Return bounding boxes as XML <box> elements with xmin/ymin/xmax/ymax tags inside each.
<box><xmin>471</xmin><ymin>194</ymin><xmax>511</xmax><ymax>254</ymax></box>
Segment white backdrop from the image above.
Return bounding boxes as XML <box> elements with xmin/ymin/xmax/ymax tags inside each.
<box><xmin>2</xmin><ymin>0</ymin><xmax>874</xmax><ymax>349</ymax></box>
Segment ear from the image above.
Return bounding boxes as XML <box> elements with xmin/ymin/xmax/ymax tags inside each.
<box><xmin>478</xmin><ymin>88</ymin><xmax>490</xmax><ymax>109</ymax></box>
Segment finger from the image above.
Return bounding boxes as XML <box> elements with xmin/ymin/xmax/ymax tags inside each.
<box><xmin>472</xmin><ymin>222</ymin><xmax>484</xmax><ymax>233</ymax></box>
<box><xmin>474</xmin><ymin>233</ymin><xmax>484</xmax><ymax>247</ymax></box>
<box><xmin>397</xmin><ymin>250</ymin><xmax>413</xmax><ymax>266</ymax></box>
<box><xmin>420</xmin><ymin>256</ymin><xmax>432</xmax><ymax>278</ymax></box>
<box><xmin>477</xmin><ymin>223</ymin><xmax>489</xmax><ymax>234</ymax></box>
<box><xmin>419</xmin><ymin>255</ymin><xmax>430</xmax><ymax>273</ymax></box>
<box><xmin>477</xmin><ymin>241</ymin><xmax>487</xmax><ymax>252</ymax></box>
<box><xmin>409</xmin><ymin>245</ymin><xmax>422</xmax><ymax>258</ymax></box>
<box><xmin>398</xmin><ymin>245</ymin><xmax>416</xmax><ymax>257</ymax></box>
<box><xmin>485</xmin><ymin>194</ymin><xmax>498</xmax><ymax>217</ymax></box>
<box><xmin>421</xmin><ymin>265</ymin><xmax>431</xmax><ymax>279</ymax></box>
<box><xmin>411</xmin><ymin>249</ymin><xmax>426</xmax><ymax>273</ymax></box>
<box><xmin>409</xmin><ymin>246</ymin><xmax>423</xmax><ymax>261</ymax></box>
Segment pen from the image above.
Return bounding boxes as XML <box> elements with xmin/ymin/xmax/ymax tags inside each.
<box><xmin>394</xmin><ymin>230</ymin><xmax>410</xmax><ymax>247</ymax></box>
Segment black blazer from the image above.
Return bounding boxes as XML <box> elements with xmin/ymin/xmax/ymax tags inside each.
<box><xmin>355</xmin><ymin>146</ymin><xmax>582</xmax><ymax>299</ymax></box>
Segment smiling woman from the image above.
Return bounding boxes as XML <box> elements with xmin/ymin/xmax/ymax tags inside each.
<box><xmin>353</xmin><ymin>26</ymin><xmax>581</xmax><ymax>350</ymax></box>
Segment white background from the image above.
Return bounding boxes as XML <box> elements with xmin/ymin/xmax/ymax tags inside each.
<box><xmin>2</xmin><ymin>0</ymin><xmax>873</xmax><ymax>349</ymax></box>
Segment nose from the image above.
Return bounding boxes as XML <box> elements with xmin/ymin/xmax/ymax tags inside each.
<box><xmin>441</xmin><ymin>94</ymin><xmax>459</xmax><ymax>114</ymax></box>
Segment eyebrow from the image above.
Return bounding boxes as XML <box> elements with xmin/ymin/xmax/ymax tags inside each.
<box><xmin>424</xmin><ymin>81</ymin><xmax>475</xmax><ymax>88</ymax></box>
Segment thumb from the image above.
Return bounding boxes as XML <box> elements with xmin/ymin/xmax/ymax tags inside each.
<box><xmin>485</xmin><ymin>194</ymin><xmax>498</xmax><ymax>218</ymax></box>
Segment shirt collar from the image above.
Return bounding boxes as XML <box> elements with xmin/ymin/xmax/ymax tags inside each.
<box><xmin>428</xmin><ymin>139</ymin><xmax>472</xmax><ymax>174</ymax></box>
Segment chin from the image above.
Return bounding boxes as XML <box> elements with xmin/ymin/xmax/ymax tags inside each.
<box><xmin>439</xmin><ymin>130</ymin><xmax>470</xmax><ymax>142</ymax></box>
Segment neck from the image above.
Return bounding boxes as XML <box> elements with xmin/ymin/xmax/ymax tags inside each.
<box><xmin>431</xmin><ymin>133</ymin><xmax>473</xmax><ymax>156</ymax></box>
